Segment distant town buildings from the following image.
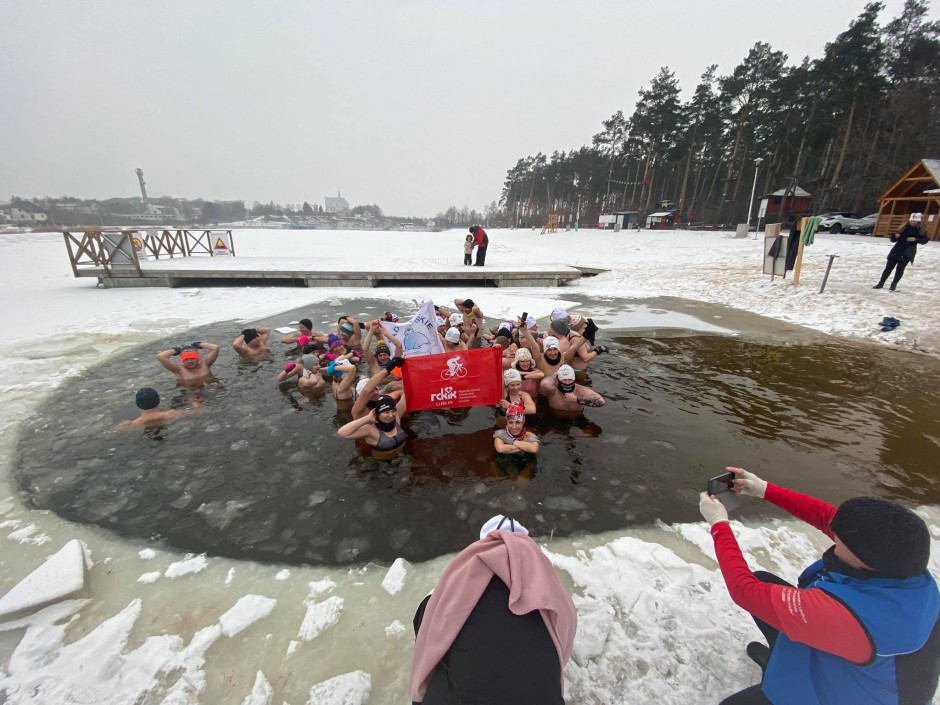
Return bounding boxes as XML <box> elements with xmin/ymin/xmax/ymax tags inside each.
<box><xmin>0</xmin><ymin>193</ymin><xmax>428</xmax><ymax>232</ymax></box>
<box><xmin>8</xmin><ymin>199</ymin><xmax>48</xmax><ymax>224</ymax></box>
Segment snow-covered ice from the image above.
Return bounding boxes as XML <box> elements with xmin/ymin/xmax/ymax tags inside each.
<box><xmin>306</xmin><ymin>670</ymin><xmax>372</xmax><ymax>705</ymax></box>
<box><xmin>241</xmin><ymin>671</ymin><xmax>273</xmax><ymax>705</ymax></box>
<box><xmin>0</xmin><ymin>539</ymin><xmax>86</xmax><ymax>618</ymax></box>
<box><xmin>219</xmin><ymin>594</ymin><xmax>277</xmax><ymax>638</ymax></box>
<box><xmin>380</xmin><ymin>558</ymin><xmax>409</xmax><ymax>596</ymax></box>
<box><xmin>0</xmin><ymin>227</ymin><xmax>936</xmax><ymax>703</ymax></box>
<box><xmin>164</xmin><ymin>554</ymin><xmax>208</xmax><ymax>578</ymax></box>
<box><xmin>385</xmin><ymin>620</ymin><xmax>407</xmax><ymax>638</ymax></box>
<box><xmin>297</xmin><ymin>595</ymin><xmax>345</xmax><ymax>641</ymax></box>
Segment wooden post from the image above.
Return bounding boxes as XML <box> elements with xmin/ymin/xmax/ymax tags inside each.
<box><xmin>792</xmin><ymin>217</ymin><xmax>807</xmax><ymax>286</ymax></box>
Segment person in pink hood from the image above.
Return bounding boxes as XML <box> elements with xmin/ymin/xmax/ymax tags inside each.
<box><xmin>409</xmin><ymin>515</ymin><xmax>577</xmax><ymax>704</ymax></box>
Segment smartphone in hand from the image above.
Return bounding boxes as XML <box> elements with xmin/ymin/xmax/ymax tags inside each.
<box><xmin>707</xmin><ymin>471</ymin><xmax>736</xmax><ymax>496</ymax></box>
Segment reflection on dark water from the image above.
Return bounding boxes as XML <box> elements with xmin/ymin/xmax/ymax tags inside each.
<box><xmin>12</xmin><ymin>313</ymin><xmax>940</xmax><ymax>566</ymax></box>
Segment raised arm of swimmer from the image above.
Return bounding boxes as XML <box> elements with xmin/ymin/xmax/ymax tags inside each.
<box><xmin>196</xmin><ymin>342</ymin><xmax>221</xmax><ymax>368</ymax></box>
<box><xmin>337</xmin><ymin>412</ymin><xmax>377</xmax><ymax>441</ymax></box>
<box><xmin>561</xmin><ymin>333</ymin><xmax>588</xmax><ymax>364</ymax></box>
<box><xmin>156</xmin><ymin>347</ymin><xmax>183</xmax><ymax>373</ymax></box>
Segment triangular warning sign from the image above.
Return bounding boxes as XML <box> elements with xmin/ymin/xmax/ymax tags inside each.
<box><xmin>214</xmin><ymin>238</ymin><xmax>228</xmax><ymax>250</ymax></box>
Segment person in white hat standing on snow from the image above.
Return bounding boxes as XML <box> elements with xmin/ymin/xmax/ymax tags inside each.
<box><xmin>873</xmin><ymin>212</ymin><xmax>929</xmax><ymax>291</ymax></box>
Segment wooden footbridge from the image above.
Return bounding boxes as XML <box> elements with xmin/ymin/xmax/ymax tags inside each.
<box><xmin>63</xmin><ymin>229</ymin><xmax>589</xmax><ymax>288</ymax></box>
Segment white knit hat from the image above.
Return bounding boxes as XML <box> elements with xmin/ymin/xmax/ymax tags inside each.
<box><xmin>479</xmin><ymin>515</ymin><xmax>530</xmax><ymax>540</ymax></box>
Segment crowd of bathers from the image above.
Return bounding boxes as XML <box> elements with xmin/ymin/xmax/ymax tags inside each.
<box><xmin>121</xmin><ymin>297</ymin><xmax>611</xmax><ymax>463</ymax></box>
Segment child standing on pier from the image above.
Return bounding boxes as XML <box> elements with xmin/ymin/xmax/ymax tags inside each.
<box><xmin>463</xmin><ymin>234</ymin><xmax>474</xmax><ymax>266</ymax></box>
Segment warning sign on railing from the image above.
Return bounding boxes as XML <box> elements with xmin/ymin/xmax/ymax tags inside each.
<box><xmin>212</xmin><ymin>232</ymin><xmax>233</xmax><ymax>256</ymax></box>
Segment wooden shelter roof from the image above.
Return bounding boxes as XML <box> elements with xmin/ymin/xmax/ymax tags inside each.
<box><xmin>879</xmin><ymin>159</ymin><xmax>940</xmax><ymax>201</ymax></box>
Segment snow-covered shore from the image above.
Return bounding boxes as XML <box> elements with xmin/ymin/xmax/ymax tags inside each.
<box><xmin>0</xmin><ymin>227</ymin><xmax>936</xmax><ymax>704</ymax></box>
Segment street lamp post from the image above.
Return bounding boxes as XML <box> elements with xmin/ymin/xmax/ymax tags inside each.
<box><xmin>746</xmin><ymin>157</ymin><xmax>764</xmax><ymax>236</ymax></box>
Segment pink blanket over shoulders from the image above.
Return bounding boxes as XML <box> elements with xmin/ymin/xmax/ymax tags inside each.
<box><xmin>408</xmin><ymin>530</ymin><xmax>578</xmax><ymax>702</ymax></box>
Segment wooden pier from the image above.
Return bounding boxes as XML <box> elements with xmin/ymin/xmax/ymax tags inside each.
<box><xmin>63</xmin><ymin>229</ymin><xmax>586</xmax><ymax>288</ymax></box>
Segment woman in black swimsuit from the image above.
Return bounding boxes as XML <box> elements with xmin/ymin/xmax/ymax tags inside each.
<box><xmin>337</xmin><ymin>394</ymin><xmax>408</xmax><ymax>459</ymax></box>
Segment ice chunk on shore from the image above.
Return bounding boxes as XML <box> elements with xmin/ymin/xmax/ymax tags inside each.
<box><xmin>6</xmin><ymin>522</ymin><xmax>51</xmax><ymax>545</ymax></box>
<box><xmin>165</xmin><ymin>553</ymin><xmax>208</xmax><ymax>578</ymax></box>
<box><xmin>298</xmin><ymin>596</ymin><xmax>344</xmax><ymax>641</ymax></box>
<box><xmin>381</xmin><ymin>558</ymin><xmax>409</xmax><ymax>595</ymax></box>
<box><xmin>308</xmin><ymin>577</ymin><xmax>335</xmax><ymax>596</ymax></box>
<box><xmin>137</xmin><ymin>572</ymin><xmax>161</xmax><ymax>584</ymax></box>
<box><xmin>0</xmin><ymin>538</ymin><xmax>86</xmax><ymax>618</ymax></box>
<box><xmin>306</xmin><ymin>670</ymin><xmax>371</xmax><ymax>705</ymax></box>
<box><xmin>138</xmin><ymin>548</ymin><xmax>156</xmax><ymax>560</ymax></box>
<box><xmin>242</xmin><ymin>670</ymin><xmax>273</xmax><ymax>705</ymax></box>
<box><xmin>219</xmin><ymin>595</ymin><xmax>277</xmax><ymax>638</ymax></box>
<box><xmin>385</xmin><ymin>620</ymin><xmax>407</xmax><ymax>638</ymax></box>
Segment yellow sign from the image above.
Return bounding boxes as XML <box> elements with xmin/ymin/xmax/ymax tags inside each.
<box><xmin>132</xmin><ymin>237</ymin><xmax>143</xmax><ymax>252</ymax></box>
<box><xmin>214</xmin><ymin>238</ymin><xmax>228</xmax><ymax>251</ymax></box>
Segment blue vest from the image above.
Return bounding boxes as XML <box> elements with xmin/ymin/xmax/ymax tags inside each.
<box><xmin>762</xmin><ymin>559</ymin><xmax>939</xmax><ymax>705</ymax></box>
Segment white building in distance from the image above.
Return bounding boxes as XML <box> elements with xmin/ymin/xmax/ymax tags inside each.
<box><xmin>324</xmin><ymin>192</ymin><xmax>349</xmax><ymax>213</ymax></box>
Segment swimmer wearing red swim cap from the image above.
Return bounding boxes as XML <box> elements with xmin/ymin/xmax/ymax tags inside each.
<box><xmin>156</xmin><ymin>341</ymin><xmax>221</xmax><ymax>386</ymax></box>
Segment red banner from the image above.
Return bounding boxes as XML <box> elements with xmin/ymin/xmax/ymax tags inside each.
<box><xmin>402</xmin><ymin>346</ymin><xmax>503</xmax><ymax>412</ymax></box>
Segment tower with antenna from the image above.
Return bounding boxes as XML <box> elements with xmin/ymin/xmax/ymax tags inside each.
<box><xmin>135</xmin><ymin>168</ymin><xmax>154</xmax><ymax>214</ymax></box>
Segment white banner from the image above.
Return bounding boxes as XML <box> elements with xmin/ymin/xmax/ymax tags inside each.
<box><xmin>379</xmin><ymin>300</ymin><xmax>445</xmax><ymax>358</ymax></box>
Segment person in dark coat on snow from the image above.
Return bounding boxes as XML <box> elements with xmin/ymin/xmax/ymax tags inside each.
<box><xmin>700</xmin><ymin>467</ymin><xmax>940</xmax><ymax>705</ymax></box>
<box><xmin>873</xmin><ymin>212</ymin><xmax>930</xmax><ymax>291</ymax></box>
<box><xmin>470</xmin><ymin>225</ymin><xmax>489</xmax><ymax>266</ymax></box>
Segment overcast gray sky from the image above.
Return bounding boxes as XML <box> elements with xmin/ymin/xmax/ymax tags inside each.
<box><xmin>1</xmin><ymin>0</ymin><xmax>930</xmax><ymax>216</ymax></box>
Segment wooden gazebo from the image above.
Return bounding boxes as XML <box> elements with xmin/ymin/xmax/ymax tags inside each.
<box><xmin>875</xmin><ymin>158</ymin><xmax>940</xmax><ymax>241</ymax></box>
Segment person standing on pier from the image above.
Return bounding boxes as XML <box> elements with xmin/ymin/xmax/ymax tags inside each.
<box><xmin>463</xmin><ymin>233</ymin><xmax>474</xmax><ymax>266</ymax></box>
<box><xmin>470</xmin><ymin>225</ymin><xmax>489</xmax><ymax>266</ymax></box>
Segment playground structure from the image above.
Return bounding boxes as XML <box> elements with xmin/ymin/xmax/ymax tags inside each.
<box><xmin>541</xmin><ymin>214</ymin><xmax>560</xmax><ymax>234</ymax></box>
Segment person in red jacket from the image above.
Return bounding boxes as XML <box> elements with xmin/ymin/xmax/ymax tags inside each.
<box><xmin>470</xmin><ymin>225</ymin><xmax>488</xmax><ymax>266</ymax></box>
<box><xmin>699</xmin><ymin>467</ymin><xmax>939</xmax><ymax>705</ymax></box>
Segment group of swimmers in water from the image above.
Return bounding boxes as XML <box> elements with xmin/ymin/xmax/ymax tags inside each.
<box><xmin>122</xmin><ymin>298</ymin><xmax>611</xmax><ymax>464</ymax></box>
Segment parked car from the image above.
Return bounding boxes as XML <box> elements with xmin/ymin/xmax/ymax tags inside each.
<box><xmin>846</xmin><ymin>213</ymin><xmax>879</xmax><ymax>234</ymax></box>
<box><xmin>817</xmin><ymin>211</ymin><xmax>861</xmax><ymax>233</ymax></box>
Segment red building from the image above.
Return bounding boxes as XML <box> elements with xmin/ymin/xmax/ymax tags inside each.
<box><xmin>760</xmin><ymin>186</ymin><xmax>812</xmax><ymax>220</ymax></box>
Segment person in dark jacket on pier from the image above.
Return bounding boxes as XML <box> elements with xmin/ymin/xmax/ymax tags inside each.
<box><xmin>700</xmin><ymin>467</ymin><xmax>940</xmax><ymax>705</ymax></box>
<box><xmin>873</xmin><ymin>212</ymin><xmax>930</xmax><ymax>291</ymax></box>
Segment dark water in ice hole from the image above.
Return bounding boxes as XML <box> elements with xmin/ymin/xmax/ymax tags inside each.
<box><xmin>12</xmin><ymin>303</ymin><xmax>940</xmax><ymax>566</ymax></box>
